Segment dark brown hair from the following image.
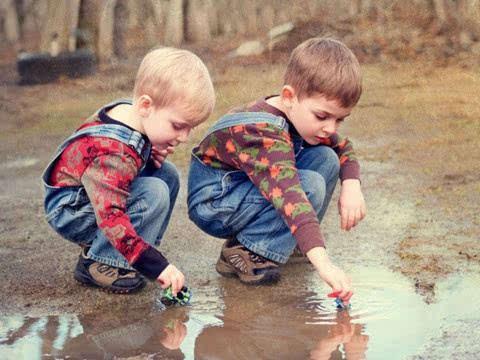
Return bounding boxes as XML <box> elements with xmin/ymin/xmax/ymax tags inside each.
<box><xmin>284</xmin><ymin>37</ymin><xmax>362</xmax><ymax>108</ymax></box>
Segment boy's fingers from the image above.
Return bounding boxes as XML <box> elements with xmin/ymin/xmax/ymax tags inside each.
<box><xmin>158</xmin><ymin>278</ymin><xmax>171</xmax><ymax>289</ymax></box>
<box><xmin>361</xmin><ymin>204</ymin><xmax>367</xmax><ymax>219</ymax></box>
<box><xmin>173</xmin><ymin>274</ymin><xmax>185</xmax><ymax>296</ymax></box>
<box><xmin>347</xmin><ymin>211</ymin><xmax>355</xmax><ymax>231</ymax></box>
<box><xmin>341</xmin><ymin>210</ymin><xmax>347</xmax><ymax>230</ymax></box>
<box><xmin>171</xmin><ymin>277</ymin><xmax>181</xmax><ymax>295</ymax></box>
<box><xmin>357</xmin><ymin>208</ymin><xmax>363</xmax><ymax>222</ymax></box>
<box><xmin>343</xmin><ymin>291</ymin><xmax>353</xmax><ymax>303</ymax></box>
<box><xmin>351</xmin><ymin>210</ymin><xmax>359</xmax><ymax>228</ymax></box>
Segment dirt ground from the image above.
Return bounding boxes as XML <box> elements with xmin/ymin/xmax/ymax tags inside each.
<box><xmin>0</xmin><ymin>50</ymin><xmax>479</xmax><ymax>320</ymax></box>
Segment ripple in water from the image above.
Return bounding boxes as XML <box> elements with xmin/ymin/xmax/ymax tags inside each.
<box><xmin>300</xmin><ymin>265</ymin><xmax>426</xmax><ymax>325</ymax></box>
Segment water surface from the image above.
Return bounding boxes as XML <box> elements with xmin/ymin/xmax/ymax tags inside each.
<box><xmin>1</xmin><ymin>266</ymin><xmax>479</xmax><ymax>359</ymax></box>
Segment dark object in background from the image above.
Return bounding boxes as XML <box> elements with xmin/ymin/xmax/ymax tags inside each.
<box><xmin>17</xmin><ymin>49</ymin><xmax>96</xmax><ymax>85</ymax></box>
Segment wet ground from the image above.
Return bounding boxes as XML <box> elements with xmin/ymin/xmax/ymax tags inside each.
<box><xmin>2</xmin><ymin>268</ymin><xmax>479</xmax><ymax>359</ymax></box>
<box><xmin>0</xmin><ymin>60</ymin><xmax>479</xmax><ymax>359</ymax></box>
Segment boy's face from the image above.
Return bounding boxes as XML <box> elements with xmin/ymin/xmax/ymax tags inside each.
<box><xmin>285</xmin><ymin>92</ymin><xmax>352</xmax><ymax>145</ymax></box>
<box><xmin>141</xmin><ymin>104</ymin><xmax>194</xmax><ymax>149</ymax></box>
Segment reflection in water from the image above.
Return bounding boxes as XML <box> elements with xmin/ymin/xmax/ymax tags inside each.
<box><xmin>195</xmin><ymin>306</ymin><xmax>368</xmax><ymax>360</ymax></box>
<box><xmin>1</xmin><ymin>267</ymin><xmax>479</xmax><ymax>359</ymax></box>
<box><xmin>0</xmin><ymin>308</ymin><xmax>189</xmax><ymax>359</ymax></box>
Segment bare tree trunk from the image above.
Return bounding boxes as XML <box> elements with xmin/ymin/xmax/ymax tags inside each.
<box><xmin>243</xmin><ymin>0</ymin><xmax>259</xmax><ymax>34</ymax></box>
<box><xmin>98</xmin><ymin>0</ymin><xmax>116</xmax><ymax>61</ymax></box>
<box><xmin>1</xmin><ymin>0</ymin><xmax>20</xmax><ymax>44</ymax></box>
<box><xmin>432</xmin><ymin>0</ymin><xmax>449</xmax><ymax>27</ymax></box>
<box><xmin>215</xmin><ymin>0</ymin><xmax>233</xmax><ymax>35</ymax></box>
<box><xmin>185</xmin><ymin>0</ymin><xmax>212</xmax><ymax>42</ymax></box>
<box><xmin>77</xmin><ymin>0</ymin><xmax>103</xmax><ymax>52</ymax></box>
<box><xmin>145</xmin><ymin>0</ymin><xmax>164</xmax><ymax>47</ymax></box>
<box><xmin>231</xmin><ymin>0</ymin><xmax>248</xmax><ymax>35</ymax></box>
<box><xmin>39</xmin><ymin>0</ymin><xmax>81</xmax><ymax>54</ymax></box>
<box><xmin>113</xmin><ymin>0</ymin><xmax>129</xmax><ymax>58</ymax></box>
<box><xmin>164</xmin><ymin>0</ymin><xmax>184</xmax><ymax>46</ymax></box>
<box><xmin>259</xmin><ymin>2</ymin><xmax>275</xmax><ymax>32</ymax></box>
<box><xmin>465</xmin><ymin>0</ymin><xmax>480</xmax><ymax>38</ymax></box>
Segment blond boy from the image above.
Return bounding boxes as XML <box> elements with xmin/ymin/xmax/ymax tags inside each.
<box><xmin>187</xmin><ymin>38</ymin><xmax>365</xmax><ymax>304</ymax></box>
<box><xmin>42</xmin><ymin>48</ymin><xmax>215</xmax><ymax>294</ymax></box>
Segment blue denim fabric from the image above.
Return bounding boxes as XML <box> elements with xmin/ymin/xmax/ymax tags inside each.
<box><xmin>187</xmin><ymin>113</ymin><xmax>339</xmax><ymax>264</ymax></box>
<box><xmin>42</xmin><ymin>102</ymin><xmax>179</xmax><ymax>270</ymax></box>
<box><xmin>87</xmin><ymin>160</ymin><xmax>179</xmax><ymax>269</ymax></box>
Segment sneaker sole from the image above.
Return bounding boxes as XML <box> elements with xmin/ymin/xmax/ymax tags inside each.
<box><xmin>215</xmin><ymin>258</ymin><xmax>280</xmax><ymax>285</ymax></box>
<box><xmin>74</xmin><ymin>271</ymin><xmax>146</xmax><ymax>294</ymax></box>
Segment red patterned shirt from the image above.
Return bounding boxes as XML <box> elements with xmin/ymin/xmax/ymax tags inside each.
<box><xmin>49</xmin><ymin>108</ymin><xmax>168</xmax><ymax>280</ymax></box>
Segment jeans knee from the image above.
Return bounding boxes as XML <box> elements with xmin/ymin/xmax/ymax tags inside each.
<box><xmin>143</xmin><ymin>160</ymin><xmax>180</xmax><ymax>198</ymax></box>
<box><xmin>161</xmin><ymin>160</ymin><xmax>180</xmax><ymax>185</ymax></box>
<box><xmin>135</xmin><ymin>177</ymin><xmax>171</xmax><ymax>219</ymax></box>
<box><xmin>299</xmin><ymin>170</ymin><xmax>326</xmax><ymax>211</ymax></box>
<box><xmin>156</xmin><ymin>161</ymin><xmax>180</xmax><ymax>198</ymax></box>
<box><xmin>321</xmin><ymin>146</ymin><xmax>340</xmax><ymax>178</ymax></box>
<box><xmin>299</xmin><ymin>146</ymin><xmax>340</xmax><ymax>180</ymax></box>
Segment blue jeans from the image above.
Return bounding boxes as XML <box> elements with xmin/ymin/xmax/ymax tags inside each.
<box><xmin>187</xmin><ymin>145</ymin><xmax>339</xmax><ymax>264</ymax></box>
<box><xmin>45</xmin><ymin>160</ymin><xmax>179</xmax><ymax>270</ymax></box>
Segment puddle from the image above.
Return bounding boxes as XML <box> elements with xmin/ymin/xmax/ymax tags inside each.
<box><xmin>1</xmin><ymin>267</ymin><xmax>479</xmax><ymax>359</ymax></box>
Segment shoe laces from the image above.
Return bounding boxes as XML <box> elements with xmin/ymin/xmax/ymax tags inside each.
<box><xmin>248</xmin><ymin>251</ymin><xmax>268</xmax><ymax>264</ymax></box>
<box><xmin>96</xmin><ymin>264</ymin><xmax>118</xmax><ymax>277</ymax></box>
<box><xmin>96</xmin><ymin>264</ymin><xmax>134</xmax><ymax>277</ymax></box>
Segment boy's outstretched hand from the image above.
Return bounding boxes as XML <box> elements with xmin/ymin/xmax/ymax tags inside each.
<box><xmin>307</xmin><ymin>247</ymin><xmax>353</xmax><ymax>304</ymax></box>
<box><xmin>338</xmin><ymin>179</ymin><xmax>366</xmax><ymax>231</ymax></box>
<box><xmin>157</xmin><ymin>264</ymin><xmax>185</xmax><ymax>295</ymax></box>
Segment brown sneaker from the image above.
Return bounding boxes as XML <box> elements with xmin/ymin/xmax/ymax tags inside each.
<box><xmin>74</xmin><ymin>248</ymin><xmax>146</xmax><ymax>294</ymax></box>
<box><xmin>215</xmin><ymin>240</ymin><xmax>280</xmax><ymax>285</ymax></box>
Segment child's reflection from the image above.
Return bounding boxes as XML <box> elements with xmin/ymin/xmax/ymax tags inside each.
<box><xmin>77</xmin><ymin>307</ymin><xmax>189</xmax><ymax>357</ymax></box>
<box><xmin>1</xmin><ymin>307</ymin><xmax>189</xmax><ymax>358</ymax></box>
<box><xmin>194</xmin><ymin>280</ymin><xmax>369</xmax><ymax>359</ymax></box>
<box><xmin>309</xmin><ymin>312</ymin><xmax>369</xmax><ymax>360</ymax></box>
<box><xmin>160</xmin><ymin>318</ymin><xmax>187</xmax><ymax>350</ymax></box>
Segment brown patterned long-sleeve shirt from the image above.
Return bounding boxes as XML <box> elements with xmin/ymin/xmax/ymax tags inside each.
<box><xmin>194</xmin><ymin>97</ymin><xmax>360</xmax><ymax>253</ymax></box>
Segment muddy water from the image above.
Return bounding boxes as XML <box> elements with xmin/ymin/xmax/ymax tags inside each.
<box><xmin>1</xmin><ymin>267</ymin><xmax>479</xmax><ymax>360</ymax></box>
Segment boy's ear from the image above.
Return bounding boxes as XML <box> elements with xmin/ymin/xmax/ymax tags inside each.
<box><xmin>137</xmin><ymin>95</ymin><xmax>154</xmax><ymax>117</ymax></box>
<box><xmin>280</xmin><ymin>85</ymin><xmax>296</xmax><ymax>108</ymax></box>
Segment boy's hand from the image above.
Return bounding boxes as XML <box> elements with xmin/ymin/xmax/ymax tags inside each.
<box><xmin>157</xmin><ymin>264</ymin><xmax>185</xmax><ymax>295</ymax></box>
<box><xmin>151</xmin><ymin>145</ymin><xmax>175</xmax><ymax>168</ymax></box>
<box><xmin>160</xmin><ymin>319</ymin><xmax>187</xmax><ymax>350</ymax></box>
<box><xmin>338</xmin><ymin>179</ymin><xmax>366</xmax><ymax>231</ymax></box>
<box><xmin>307</xmin><ymin>247</ymin><xmax>353</xmax><ymax>304</ymax></box>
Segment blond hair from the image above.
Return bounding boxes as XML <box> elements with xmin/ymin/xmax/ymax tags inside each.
<box><xmin>284</xmin><ymin>38</ymin><xmax>362</xmax><ymax>108</ymax></box>
<box><xmin>133</xmin><ymin>47</ymin><xmax>215</xmax><ymax>124</ymax></box>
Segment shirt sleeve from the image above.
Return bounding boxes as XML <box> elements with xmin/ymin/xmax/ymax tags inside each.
<box><xmin>198</xmin><ymin>123</ymin><xmax>325</xmax><ymax>253</ymax></box>
<box><xmin>316</xmin><ymin>134</ymin><xmax>360</xmax><ymax>181</ymax></box>
<box><xmin>81</xmin><ymin>153</ymin><xmax>169</xmax><ymax>280</ymax></box>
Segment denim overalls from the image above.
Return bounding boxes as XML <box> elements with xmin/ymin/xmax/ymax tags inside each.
<box><xmin>187</xmin><ymin>112</ymin><xmax>340</xmax><ymax>263</ymax></box>
<box><xmin>42</xmin><ymin>100</ymin><xmax>180</xmax><ymax>270</ymax></box>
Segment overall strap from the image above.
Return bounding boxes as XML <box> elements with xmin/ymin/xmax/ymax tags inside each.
<box><xmin>202</xmin><ymin>112</ymin><xmax>288</xmax><ymax>141</ymax></box>
<box><xmin>53</xmin><ymin>124</ymin><xmax>151</xmax><ymax>163</ymax></box>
